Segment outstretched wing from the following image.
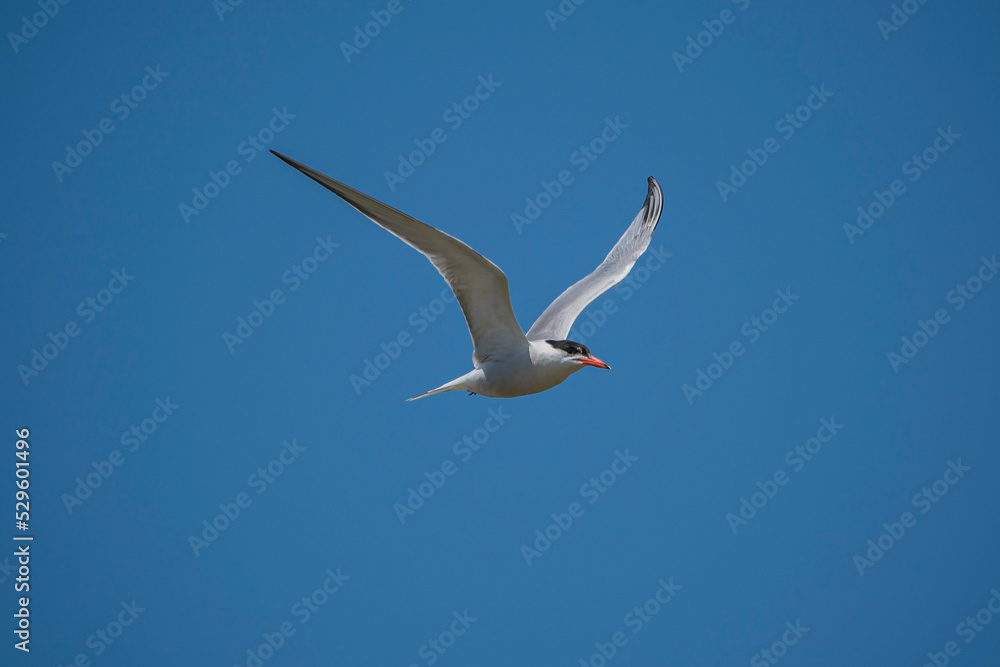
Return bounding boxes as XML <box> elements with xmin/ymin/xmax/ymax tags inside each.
<box><xmin>526</xmin><ymin>177</ymin><xmax>664</xmax><ymax>341</ymax></box>
<box><xmin>271</xmin><ymin>151</ymin><xmax>528</xmax><ymax>366</ymax></box>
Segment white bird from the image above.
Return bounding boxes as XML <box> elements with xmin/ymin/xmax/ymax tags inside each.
<box><xmin>270</xmin><ymin>150</ymin><xmax>664</xmax><ymax>400</ymax></box>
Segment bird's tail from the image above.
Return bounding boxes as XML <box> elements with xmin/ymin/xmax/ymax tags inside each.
<box><xmin>406</xmin><ymin>374</ymin><xmax>471</xmax><ymax>402</ymax></box>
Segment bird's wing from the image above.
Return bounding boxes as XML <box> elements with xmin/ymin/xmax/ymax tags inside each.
<box><xmin>271</xmin><ymin>151</ymin><xmax>528</xmax><ymax>366</ymax></box>
<box><xmin>526</xmin><ymin>177</ymin><xmax>664</xmax><ymax>341</ymax></box>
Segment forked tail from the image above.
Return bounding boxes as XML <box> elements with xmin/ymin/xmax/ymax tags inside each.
<box><xmin>406</xmin><ymin>373</ymin><xmax>474</xmax><ymax>401</ymax></box>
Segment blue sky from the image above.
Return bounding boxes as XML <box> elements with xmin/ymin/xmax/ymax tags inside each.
<box><xmin>2</xmin><ymin>0</ymin><xmax>999</xmax><ymax>665</ymax></box>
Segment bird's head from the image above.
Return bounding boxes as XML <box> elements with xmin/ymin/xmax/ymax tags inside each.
<box><xmin>544</xmin><ymin>339</ymin><xmax>611</xmax><ymax>370</ymax></box>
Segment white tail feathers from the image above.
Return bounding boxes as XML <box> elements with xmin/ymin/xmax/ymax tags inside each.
<box><xmin>407</xmin><ymin>387</ymin><xmax>459</xmax><ymax>401</ymax></box>
<box><xmin>406</xmin><ymin>374</ymin><xmax>472</xmax><ymax>401</ymax></box>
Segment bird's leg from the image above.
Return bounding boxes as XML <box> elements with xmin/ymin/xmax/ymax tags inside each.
<box><xmin>467</xmin><ymin>391</ymin><xmax>477</xmax><ymax>396</ymax></box>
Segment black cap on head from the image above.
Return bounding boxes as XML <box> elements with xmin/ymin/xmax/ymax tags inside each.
<box><xmin>545</xmin><ymin>339</ymin><xmax>591</xmax><ymax>357</ymax></box>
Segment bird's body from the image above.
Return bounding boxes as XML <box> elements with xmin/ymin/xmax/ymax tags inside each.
<box><xmin>425</xmin><ymin>340</ymin><xmax>595</xmax><ymax>399</ymax></box>
<box><xmin>270</xmin><ymin>150</ymin><xmax>664</xmax><ymax>400</ymax></box>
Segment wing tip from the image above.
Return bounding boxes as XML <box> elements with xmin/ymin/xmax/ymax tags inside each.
<box><xmin>643</xmin><ymin>176</ymin><xmax>663</xmax><ymax>229</ymax></box>
<box><xmin>267</xmin><ymin>150</ymin><xmax>352</xmax><ymax>202</ymax></box>
<box><xmin>270</xmin><ymin>149</ymin><xmax>299</xmax><ymax>169</ymax></box>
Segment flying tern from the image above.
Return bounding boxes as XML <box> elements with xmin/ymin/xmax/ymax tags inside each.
<box><xmin>270</xmin><ymin>150</ymin><xmax>664</xmax><ymax>400</ymax></box>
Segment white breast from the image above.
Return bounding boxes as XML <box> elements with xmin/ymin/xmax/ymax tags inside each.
<box><xmin>470</xmin><ymin>341</ymin><xmax>583</xmax><ymax>398</ymax></box>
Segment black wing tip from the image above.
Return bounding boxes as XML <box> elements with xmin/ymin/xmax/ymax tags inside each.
<box><xmin>643</xmin><ymin>176</ymin><xmax>663</xmax><ymax>229</ymax></box>
<box><xmin>646</xmin><ymin>176</ymin><xmax>661</xmax><ymax>195</ymax></box>
<box><xmin>269</xmin><ymin>149</ymin><xmax>303</xmax><ymax>172</ymax></box>
<box><xmin>269</xmin><ymin>150</ymin><xmax>334</xmax><ymax>188</ymax></box>
<box><xmin>270</xmin><ymin>149</ymin><xmax>296</xmax><ymax>166</ymax></box>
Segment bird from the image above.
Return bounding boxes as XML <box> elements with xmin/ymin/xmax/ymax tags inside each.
<box><xmin>270</xmin><ymin>150</ymin><xmax>664</xmax><ymax>400</ymax></box>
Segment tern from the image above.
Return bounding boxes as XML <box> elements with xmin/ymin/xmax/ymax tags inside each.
<box><xmin>270</xmin><ymin>150</ymin><xmax>664</xmax><ymax>400</ymax></box>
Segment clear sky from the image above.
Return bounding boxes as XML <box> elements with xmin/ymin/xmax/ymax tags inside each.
<box><xmin>2</xmin><ymin>0</ymin><xmax>999</xmax><ymax>665</ymax></box>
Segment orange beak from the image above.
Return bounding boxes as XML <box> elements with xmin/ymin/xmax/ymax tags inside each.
<box><xmin>578</xmin><ymin>355</ymin><xmax>611</xmax><ymax>370</ymax></box>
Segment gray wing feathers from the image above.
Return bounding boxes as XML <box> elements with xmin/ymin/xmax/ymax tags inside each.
<box><xmin>271</xmin><ymin>151</ymin><xmax>527</xmax><ymax>366</ymax></box>
<box><xmin>526</xmin><ymin>177</ymin><xmax>663</xmax><ymax>341</ymax></box>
